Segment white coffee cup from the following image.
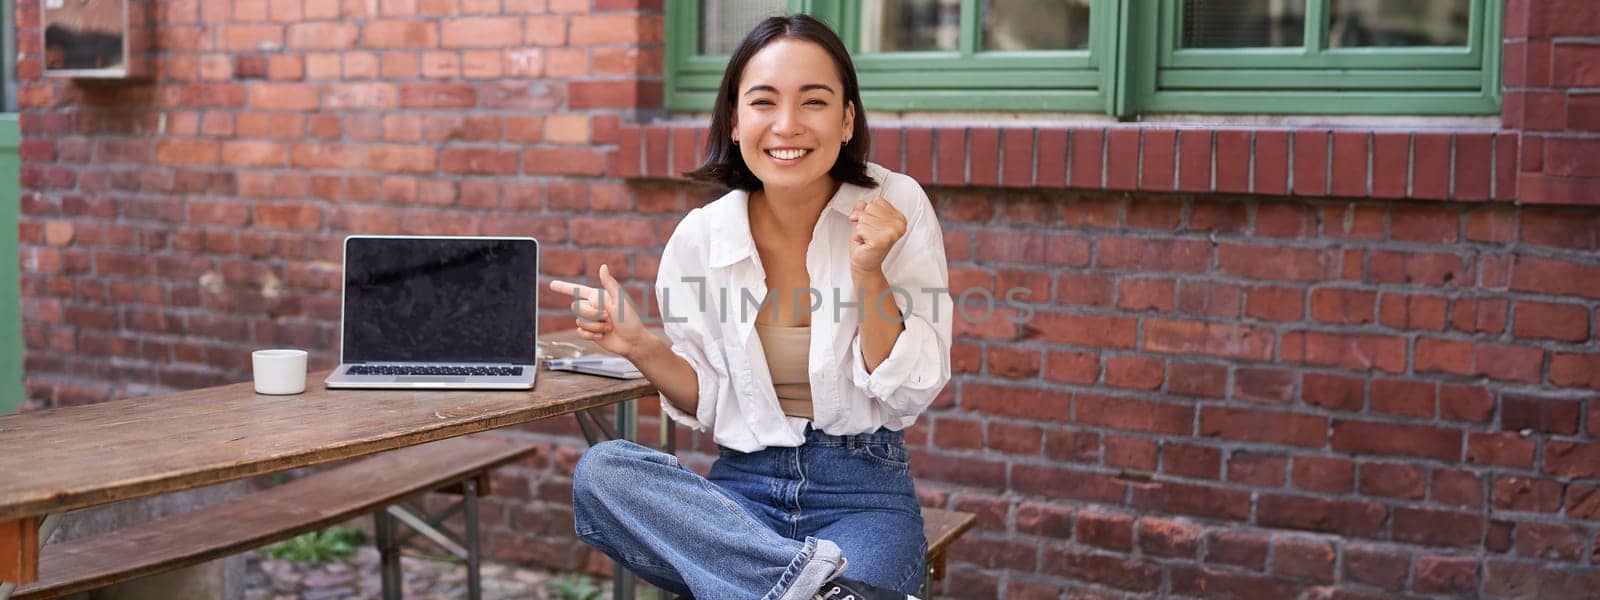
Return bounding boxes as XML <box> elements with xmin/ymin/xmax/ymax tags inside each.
<box><xmin>252</xmin><ymin>349</ymin><xmax>308</xmax><ymax>395</ymax></box>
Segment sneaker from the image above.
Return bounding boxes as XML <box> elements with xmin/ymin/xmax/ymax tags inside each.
<box><xmin>811</xmin><ymin>576</ymin><xmax>921</xmax><ymax>600</ymax></box>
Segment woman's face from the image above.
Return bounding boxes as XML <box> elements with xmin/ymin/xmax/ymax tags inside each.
<box><xmin>731</xmin><ymin>38</ymin><xmax>856</xmax><ymax>194</ymax></box>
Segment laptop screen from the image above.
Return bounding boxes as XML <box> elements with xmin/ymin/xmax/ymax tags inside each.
<box><xmin>342</xmin><ymin>237</ymin><xmax>538</xmax><ymax>364</ymax></box>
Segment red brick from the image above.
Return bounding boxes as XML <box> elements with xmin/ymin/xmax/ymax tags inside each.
<box><xmin>1226</xmin><ymin>451</ymin><xmax>1286</xmax><ymax>486</ymax></box>
<box><xmin>1041</xmin><ymin>548</ymin><xmax>1161</xmax><ymax>593</ymax></box>
<box><xmin>1308</xmin><ymin>288</ymin><xmax>1375</xmax><ymax>325</ymax></box>
<box><xmin>1166</xmin><ymin>362</ymin><xmax>1226</xmax><ymax>399</ymax></box>
<box><xmin>968</xmin><ymin>127</ymin><xmax>999</xmax><ymax>186</ymax></box>
<box><xmin>1014</xmin><ymin>502</ymin><xmax>1072</xmax><ymax>538</ymax></box>
<box><xmin>934</xmin><ymin>128</ymin><xmax>965</xmax><ymax>186</ymax></box>
<box><xmin>1200</xmin><ymin>406</ymin><xmax>1324</xmax><ymax>448</ymax></box>
<box><xmin>1291</xmin><ymin>130</ymin><xmax>1328</xmax><ymax>196</ymax></box>
<box><xmin>1063</xmin><ymin>128</ymin><xmax>1103</xmax><ymax>190</ymax></box>
<box><xmin>1371</xmin><ymin>132</ymin><xmax>1409</xmax><ymax>198</ymax></box>
<box><xmin>1439</xmin><ymin>384</ymin><xmax>1493</xmax><ymax>423</ymax></box>
<box><xmin>1257</xmin><ymin>494</ymin><xmax>1385</xmax><ymax>537</ymax></box>
<box><xmin>1252</xmin><ymin>131</ymin><xmax>1288</xmax><ymax>195</ymax></box>
<box><xmin>1513</xmin><ymin>521</ymin><xmax>1585</xmax><ymax>562</ymax></box>
<box><xmin>363</xmin><ymin>20</ymin><xmax>438</xmax><ymax>47</ymax></box>
<box><xmin>987</xmin><ymin>422</ymin><xmax>1043</xmax><ymax>457</ymax></box>
<box><xmin>1162</xmin><ymin>443</ymin><xmax>1220</xmax><ymax>479</ymax></box>
<box><xmin>891</xmin><ymin>128</ymin><xmax>929</xmax><ymax>183</ymax></box>
<box><xmin>1045</xmin><ymin>429</ymin><xmax>1099</xmax><ymax>464</ymax></box>
<box><xmin>1139</xmin><ymin>129</ymin><xmax>1176</xmax><ymax>191</ymax></box>
<box><xmin>569</xmin><ymin>81</ymin><xmax>660</xmax><ymax>109</ymax></box>
<box><xmin>1496</xmin><ymin>133</ymin><xmax>1520</xmax><ymax>200</ymax></box>
<box><xmin>984</xmin><ymin>346</ymin><xmax>1040</xmax><ymax>380</ymax></box>
<box><xmin>1411</xmin><ymin>133</ymin><xmax>1451</xmax><ymax>198</ymax></box>
<box><xmin>1378</xmin><ymin>292</ymin><xmax>1447</xmax><ymax>331</ymax></box>
<box><xmin>1429</xmin><ymin>468</ymin><xmax>1482</xmax><ymax>508</ymax></box>
<box><xmin>1234</xmin><ymin>368</ymin><xmax>1293</xmax><ymax>405</ymax></box>
<box><xmin>1105</xmin><ymin>129</ymin><xmax>1138</xmax><ymax>191</ymax></box>
<box><xmin>1521</xmin><ymin>208</ymin><xmax>1599</xmax><ymax>250</ymax></box>
<box><xmin>1544</xmin><ymin>441</ymin><xmax>1600</xmax><ymax>480</ymax></box>
<box><xmin>1292</xmin><ymin>455</ymin><xmax>1354</xmax><ymax>493</ymax></box>
<box><xmin>1415</xmin><ymin>555</ymin><xmax>1480</xmax><ymax>594</ymax></box>
<box><xmin>1301</xmin><ymin>373</ymin><xmax>1363</xmax><ymax>412</ymax></box>
<box><xmin>1214</xmin><ymin>130</ymin><xmax>1250</xmax><ymax>193</ymax></box>
<box><xmin>1178</xmin><ymin>129</ymin><xmax>1211</xmax><ymax>193</ymax></box>
<box><xmin>1107</xmin><ymin>435</ymin><xmax>1158</xmax><ymax>473</ymax></box>
<box><xmin>1075</xmin><ymin>510</ymin><xmax>1134</xmax><ymax>551</ymax></box>
<box><xmin>1331</xmin><ymin>420</ymin><xmax>1459</xmax><ymax>461</ymax></box>
<box><xmin>1280</xmin><ymin>331</ymin><xmax>1406</xmax><ymax>374</ymax></box>
<box><xmin>1512</xmin><ymin>300</ymin><xmax>1589</xmax><ymax>342</ymax></box>
<box><xmin>1255</xmin><ymin>201</ymin><xmax>1316</xmax><ymax>237</ymax></box>
<box><xmin>1143</xmin><ymin>319</ymin><xmax>1272</xmax><ymax>361</ymax></box>
<box><xmin>1359</xmin><ymin>461</ymin><xmax>1426</xmax><ymax>500</ymax></box>
<box><xmin>1013</xmin><ymin>464</ymin><xmax>1125</xmax><ymax>504</ymax></box>
<box><xmin>1125</xmin><ymin>197</ymin><xmax>1182</xmax><ymax>230</ymax></box>
<box><xmin>1104</xmin><ymin>356</ymin><xmax>1163</xmax><ymax>391</ymax></box>
<box><xmin>1272</xmin><ymin>537</ymin><xmax>1335</xmax><ymax>583</ymax></box>
<box><xmin>1493</xmin><ymin>476</ymin><xmax>1563</xmax><ymax>512</ymax></box>
<box><xmin>155</xmin><ymin>140</ymin><xmax>220</xmax><ymax>166</ymax></box>
<box><xmin>1369</xmin><ymin>378</ymin><xmax>1435</xmax><ymax>419</ymax></box>
<box><xmin>1177</xmin><ymin>281</ymin><xmax>1241</xmax><ymax>318</ymax></box>
<box><xmin>932</xmin><ymin>417</ymin><xmax>983</xmax><ymax>450</ymax></box>
<box><xmin>1450</xmin><ymin>298</ymin><xmax>1508</xmax><ymax>335</ymax></box>
<box><xmin>1138</xmin><ymin>517</ymin><xmax>1200</xmax><ymax>558</ymax></box>
<box><xmin>254</xmin><ymin>203</ymin><xmax>323</xmax><ymax>230</ymax></box>
<box><xmin>1000</xmin><ymin>127</ymin><xmax>1034</xmax><ymax>187</ymax></box>
<box><xmin>1096</xmin><ymin>236</ymin><xmax>1210</xmax><ymax>273</ymax></box>
<box><xmin>1343</xmin><ymin>544</ymin><xmax>1411</xmax><ymax>591</ymax></box>
<box><xmin>1329</xmin><ymin>131</ymin><xmax>1368</xmax><ymax>197</ymax></box>
<box><xmin>962</xmin><ymin>383</ymin><xmax>1069</xmax><ymax>422</ymax></box>
<box><xmin>1467</xmin><ymin>432</ymin><xmax>1536</xmax><ymax>470</ymax></box>
<box><xmin>1368</xmin><ymin>250</ymin><xmax>1467</xmax><ymax>287</ymax></box>
<box><xmin>1472</xmin><ymin>343</ymin><xmax>1543</xmax><ymax>384</ymax></box>
<box><xmin>523</xmin><ymin>148</ymin><xmax>605</xmax><ymax>176</ymax></box>
<box><xmin>1453</xmin><ymin>133</ymin><xmax>1492</xmax><ymax>201</ymax></box>
<box><xmin>1389</xmin><ymin>205</ymin><xmax>1459</xmax><ymax>243</ymax></box>
<box><xmin>1513</xmin><ymin>256</ymin><xmax>1600</xmax><ymax>299</ymax></box>
<box><xmin>1219</xmin><ymin>243</ymin><xmax>1333</xmax><ymax>282</ymax></box>
<box><xmin>1076</xmin><ymin>394</ymin><xmax>1191</xmax><ymax>435</ymax></box>
<box><xmin>1035</xmin><ymin>129</ymin><xmax>1066</xmax><ymax>187</ymax></box>
<box><xmin>1132</xmin><ymin>481</ymin><xmax>1250</xmax><ymax>521</ymax></box>
<box><xmin>1565</xmin><ymin>355</ymin><xmax>1600</xmax><ymax>391</ymax></box>
<box><xmin>867</xmin><ymin>127</ymin><xmax>900</xmax><ymax>173</ymax></box>
<box><xmin>1116</xmin><ymin>277</ymin><xmax>1174</xmax><ymax>313</ymax></box>
<box><xmin>1568</xmin><ymin>484</ymin><xmax>1600</xmax><ymax>521</ymax></box>
<box><xmin>1205</xmin><ymin>530</ymin><xmax>1269</xmax><ymax>569</ymax></box>
<box><xmin>1552</xmin><ymin>42</ymin><xmax>1600</xmax><ymax>87</ymax></box>
<box><xmin>1242</xmin><ymin>285</ymin><xmax>1302</xmax><ymax>322</ymax></box>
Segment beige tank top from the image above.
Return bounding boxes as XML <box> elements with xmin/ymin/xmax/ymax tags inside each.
<box><xmin>754</xmin><ymin>322</ymin><xmax>813</xmax><ymax>419</ymax></box>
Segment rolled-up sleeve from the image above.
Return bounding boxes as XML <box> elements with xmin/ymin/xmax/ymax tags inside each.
<box><xmin>848</xmin><ymin>184</ymin><xmax>953</xmax><ymax>419</ymax></box>
<box><xmin>655</xmin><ymin>212</ymin><xmax>724</xmax><ymax>431</ymax></box>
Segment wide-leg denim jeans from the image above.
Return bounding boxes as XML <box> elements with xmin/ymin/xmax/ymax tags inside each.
<box><xmin>572</xmin><ymin>426</ymin><xmax>927</xmax><ymax>600</ymax></box>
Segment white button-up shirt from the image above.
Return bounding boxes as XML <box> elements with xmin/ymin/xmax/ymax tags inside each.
<box><xmin>653</xmin><ymin>163</ymin><xmax>953</xmax><ymax>452</ymax></box>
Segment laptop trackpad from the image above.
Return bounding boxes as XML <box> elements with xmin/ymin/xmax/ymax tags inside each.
<box><xmin>396</xmin><ymin>376</ymin><xmax>468</xmax><ymax>383</ymax></box>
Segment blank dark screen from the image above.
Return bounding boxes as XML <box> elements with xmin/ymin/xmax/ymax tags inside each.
<box><xmin>342</xmin><ymin>237</ymin><xmax>538</xmax><ymax>364</ymax></box>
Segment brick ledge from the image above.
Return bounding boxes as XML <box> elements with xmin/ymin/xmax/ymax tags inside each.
<box><xmin>607</xmin><ymin>123</ymin><xmax>1589</xmax><ymax>205</ymax></box>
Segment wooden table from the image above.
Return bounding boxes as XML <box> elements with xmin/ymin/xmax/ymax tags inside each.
<box><xmin>0</xmin><ymin>330</ymin><xmax>657</xmax><ymax>586</ymax></box>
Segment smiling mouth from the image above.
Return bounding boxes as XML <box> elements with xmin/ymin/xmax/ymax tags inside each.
<box><xmin>765</xmin><ymin>148</ymin><xmax>811</xmax><ymax>160</ymax></box>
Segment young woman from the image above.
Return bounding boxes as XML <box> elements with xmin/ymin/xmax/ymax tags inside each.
<box><xmin>549</xmin><ymin>14</ymin><xmax>952</xmax><ymax>600</ymax></box>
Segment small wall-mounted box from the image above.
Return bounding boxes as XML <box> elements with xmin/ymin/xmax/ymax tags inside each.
<box><xmin>43</xmin><ymin>0</ymin><xmax>151</xmax><ymax>79</ymax></box>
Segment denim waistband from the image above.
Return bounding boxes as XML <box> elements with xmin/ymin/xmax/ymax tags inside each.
<box><xmin>802</xmin><ymin>424</ymin><xmax>904</xmax><ymax>446</ymax></box>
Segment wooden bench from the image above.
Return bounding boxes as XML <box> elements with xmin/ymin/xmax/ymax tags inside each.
<box><xmin>919</xmin><ymin>507</ymin><xmax>977</xmax><ymax>594</ymax></box>
<box><xmin>12</xmin><ymin>433</ymin><xmax>540</xmax><ymax>600</ymax></box>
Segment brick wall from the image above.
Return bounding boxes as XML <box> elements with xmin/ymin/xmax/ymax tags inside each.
<box><xmin>15</xmin><ymin>1</ymin><xmax>1600</xmax><ymax>599</ymax></box>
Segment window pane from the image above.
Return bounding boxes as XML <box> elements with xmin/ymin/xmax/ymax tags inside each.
<box><xmin>858</xmin><ymin>0</ymin><xmax>961</xmax><ymax>53</ymax></box>
<box><xmin>1182</xmin><ymin>0</ymin><xmax>1307</xmax><ymax>48</ymax></box>
<box><xmin>1329</xmin><ymin>0</ymin><xmax>1470</xmax><ymax>47</ymax></box>
<box><xmin>981</xmin><ymin>0</ymin><xmax>1091</xmax><ymax>51</ymax></box>
<box><xmin>700</xmin><ymin>0</ymin><xmax>786</xmax><ymax>55</ymax></box>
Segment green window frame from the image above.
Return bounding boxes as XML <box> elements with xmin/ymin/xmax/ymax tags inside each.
<box><xmin>665</xmin><ymin>0</ymin><xmax>1503</xmax><ymax>116</ymax></box>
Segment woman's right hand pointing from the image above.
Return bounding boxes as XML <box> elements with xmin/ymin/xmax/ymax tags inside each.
<box><xmin>548</xmin><ymin>264</ymin><xmax>649</xmax><ymax>359</ymax></box>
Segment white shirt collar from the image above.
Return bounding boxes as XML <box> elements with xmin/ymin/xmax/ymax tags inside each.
<box><xmin>706</xmin><ymin>166</ymin><xmax>883</xmax><ymax>269</ymax></box>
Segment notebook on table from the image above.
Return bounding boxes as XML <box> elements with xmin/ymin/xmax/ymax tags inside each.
<box><xmin>324</xmin><ymin>235</ymin><xmax>540</xmax><ymax>390</ymax></box>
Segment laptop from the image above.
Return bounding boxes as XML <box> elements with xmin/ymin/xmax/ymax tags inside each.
<box><xmin>324</xmin><ymin>235</ymin><xmax>540</xmax><ymax>390</ymax></box>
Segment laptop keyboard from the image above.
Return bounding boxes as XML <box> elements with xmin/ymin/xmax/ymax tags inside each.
<box><xmin>347</xmin><ymin>365</ymin><xmax>525</xmax><ymax>377</ymax></box>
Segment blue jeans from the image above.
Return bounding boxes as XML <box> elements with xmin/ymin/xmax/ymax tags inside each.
<box><xmin>572</xmin><ymin>426</ymin><xmax>927</xmax><ymax>600</ymax></box>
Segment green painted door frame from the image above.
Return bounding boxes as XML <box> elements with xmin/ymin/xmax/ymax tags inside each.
<box><xmin>1</xmin><ymin>113</ymin><xmax>21</xmax><ymax>414</ymax></box>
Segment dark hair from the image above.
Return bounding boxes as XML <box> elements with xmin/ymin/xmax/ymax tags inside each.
<box><xmin>685</xmin><ymin>14</ymin><xmax>877</xmax><ymax>191</ymax></box>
